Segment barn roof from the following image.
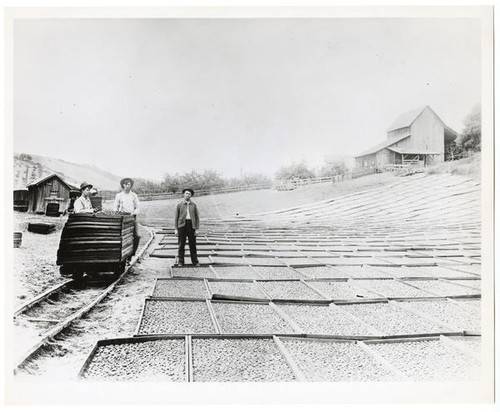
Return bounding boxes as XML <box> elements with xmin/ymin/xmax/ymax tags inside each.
<box><xmin>386</xmin><ymin>105</ymin><xmax>457</xmax><ymax>134</ymax></box>
<box><xmin>355</xmin><ymin>134</ymin><xmax>410</xmax><ymax>158</ymax></box>
<box><xmin>386</xmin><ymin>106</ymin><xmax>427</xmax><ymax>132</ymax></box>
<box><xmin>27</xmin><ymin>173</ymin><xmax>79</xmax><ymax>190</ymax></box>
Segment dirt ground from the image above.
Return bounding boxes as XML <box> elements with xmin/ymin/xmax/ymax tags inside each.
<box><xmin>11</xmin><ymin>173</ymin><xmax>400</xmax><ymax>305</ymax></box>
<box><xmin>12</xmin><ymin>212</ymin><xmax>150</xmax><ymax>307</ymax></box>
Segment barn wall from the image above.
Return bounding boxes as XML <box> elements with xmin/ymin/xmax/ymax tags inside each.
<box><xmin>408</xmin><ymin>107</ymin><xmax>445</xmax><ymax>161</ymax></box>
<box><xmin>354</xmin><ymin>153</ymin><xmax>377</xmax><ymax>168</ymax></box>
<box><xmin>375</xmin><ymin>148</ymin><xmax>392</xmax><ymax>168</ymax></box>
<box><xmin>387</xmin><ymin>126</ymin><xmax>411</xmax><ymax>141</ymax></box>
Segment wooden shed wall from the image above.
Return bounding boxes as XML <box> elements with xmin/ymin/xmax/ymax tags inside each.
<box><xmin>28</xmin><ymin>176</ymin><xmax>72</xmax><ymax>213</ymax></box>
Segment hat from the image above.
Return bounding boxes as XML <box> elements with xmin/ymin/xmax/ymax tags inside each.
<box><xmin>120</xmin><ymin>178</ymin><xmax>134</xmax><ymax>188</ymax></box>
<box><xmin>182</xmin><ymin>188</ymin><xmax>194</xmax><ymax>195</ymax></box>
<box><xmin>80</xmin><ymin>182</ymin><xmax>93</xmax><ymax>191</ymax></box>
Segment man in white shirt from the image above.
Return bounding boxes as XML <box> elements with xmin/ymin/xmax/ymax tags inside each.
<box><xmin>73</xmin><ymin>182</ymin><xmax>95</xmax><ymax>213</ymax></box>
<box><xmin>114</xmin><ymin>178</ymin><xmax>141</xmax><ymax>258</ymax></box>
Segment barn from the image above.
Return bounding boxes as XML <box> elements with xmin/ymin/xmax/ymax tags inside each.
<box><xmin>27</xmin><ymin>174</ymin><xmax>80</xmax><ymax>214</ymax></box>
<box><xmin>354</xmin><ymin>106</ymin><xmax>457</xmax><ymax>170</ymax></box>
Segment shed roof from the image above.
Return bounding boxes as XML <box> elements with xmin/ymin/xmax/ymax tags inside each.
<box><xmin>27</xmin><ymin>173</ymin><xmax>79</xmax><ymax>190</ymax></box>
<box><xmin>387</xmin><ymin>147</ymin><xmax>440</xmax><ymax>155</ymax></box>
<box><xmin>355</xmin><ymin>134</ymin><xmax>410</xmax><ymax>158</ymax></box>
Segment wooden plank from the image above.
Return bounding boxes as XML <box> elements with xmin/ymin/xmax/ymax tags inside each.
<box><xmin>205</xmin><ymin>300</ymin><xmax>222</xmax><ymax>334</ymax></box>
<box><xmin>358</xmin><ymin>341</ymin><xmax>414</xmax><ymax>381</ymax></box>
<box><xmin>440</xmin><ymin>335</ymin><xmax>481</xmax><ymax>361</ymax></box>
<box><xmin>186</xmin><ymin>336</ymin><xmax>193</xmax><ymax>382</ymax></box>
<box><xmin>273</xmin><ymin>336</ymin><xmax>307</xmax><ymax>382</ymax></box>
<box><xmin>269</xmin><ymin>302</ymin><xmax>304</xmax><ymax>334</ymax></box>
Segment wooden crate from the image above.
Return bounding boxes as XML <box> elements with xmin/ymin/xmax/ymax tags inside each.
<box><xmin>57</xmin><ymin>213</ymin><xmax>135</xmax><ymax>266</ymax></box>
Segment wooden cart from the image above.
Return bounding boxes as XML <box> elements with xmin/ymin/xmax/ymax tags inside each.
<box><xmin>57</xmin><ymin>213</ymin><xmax>135</xmax><ymax>277</ymax></box>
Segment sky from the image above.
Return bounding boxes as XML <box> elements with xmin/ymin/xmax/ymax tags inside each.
<box><xmin>13</xmin><ymin>16</ymin><xmax>482</xmax><ymax>180</ymax></box>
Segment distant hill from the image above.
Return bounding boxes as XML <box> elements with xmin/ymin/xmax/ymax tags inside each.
<box><xmin>13</xmin><ymin>153</ymin><xmax>124</xmax><ymax>191</ymax></box>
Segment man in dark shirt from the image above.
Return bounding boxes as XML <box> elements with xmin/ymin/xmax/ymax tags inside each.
<box><xmin>174</xmin><ymin>188</ymin><xmax>200</xmax><ymax>267</ymax></box>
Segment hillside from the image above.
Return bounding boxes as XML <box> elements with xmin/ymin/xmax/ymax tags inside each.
<box><xmin>13</xmin><ymin>153</ymin><xmax>125</xmax><ymax>191</ymax></box>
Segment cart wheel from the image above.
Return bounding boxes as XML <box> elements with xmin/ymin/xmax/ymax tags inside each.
<box><xmin>59</xmin><ymin>265</ymin><xmax>71</xmax><ymax>276</ymax></box>
<box><xmin>72</xmin><ymin>269</ymin><xmax>85</xmax><ymax>280</ymax></box>
<box><xmin>113</xmin><ymin>262</ymin><xmax>125</xmax><ymax>276</ymax></box>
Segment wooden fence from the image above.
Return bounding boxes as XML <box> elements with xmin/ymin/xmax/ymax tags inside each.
<box><xmin>137</xmin><ymin>182</ymin><xmax>273</xmax><ymax>201</ymax></box>
<box><xmin>138</xmin><ymin>171</ymin><xmax>380</xmax><ymax>199</ymax></box>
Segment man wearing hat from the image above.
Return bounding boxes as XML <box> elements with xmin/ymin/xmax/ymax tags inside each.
<box><xmin>174</xmin><ymin>188</ymin><xmax>199</xmax><ymax>266</ymax></box>
<box><xmin>73</xmin><ymin>182</ymin><xmax>95</xmax><ymax>213</ymax></box>
<box><xmin>114</xmin><ymin>178</ymin><xmax>141</xmax><ymax>257</ymax></box>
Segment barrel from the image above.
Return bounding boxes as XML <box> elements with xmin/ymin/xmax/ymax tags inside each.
<box><xmin>13</xmin><ymin>232</ymin><xmax>22</xmax><ymax>248</ymax></box>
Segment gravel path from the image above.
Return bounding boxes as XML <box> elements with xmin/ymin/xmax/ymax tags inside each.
<box><xmin>297</xmin><ymin>266</ymin><xmax>349</xmax><ymax>279</ymax></box>
<box><xmin>212</xmin><ymin>302</ymin><xmax>293</xmax><ymax>334</ymax></box>
<box><xmin>397</xmin><ymin>300</ymin><xmax>480</xmax><ymax>332</ymax></box>
<box><xmin>411</xmin><ymin>266</ymin><xmax>476</xmax><ymax>278</ymax></box>
<box><xmin>138</xmin><ymin>300</ymin><xmax>215</xmax><ymax>335</ymax></box>
<box><xmin>208</xmin><ymin>281</ymin><xmax>267</xmax><ymax>299</ymax></box>
<box><xmin>257</xmin><ymin>281</ymin><xmax>324</xmax><ymax>300</ymax></box>
<box><xmin>171</xmin><ymin>266</ymin><xmax>215</xmax><ymax>278</ymax></box>
<box><xmin>82</xmin><ymin>339</ymin><xmax>186</xmax><ymax>381</ymax></box>
<box><xmin>252</xmin><ymin>266</ymin><xmax>305</xmax><ymax>280</ymax></box>
<box><xmin>152</xmin><ymin>279</ymin><xmax>210</xmax><ymax>299</ymax></box>
<box><xmin>368</xmin><ymin>339</ymin><xmax>481</xmax><ymax>381</ymax></box>
<box><xmin>336</xmin><ymin>266</ymin><xmax>389</xmax><ymax>278</ymax></box>
<box><xmin>403</xmin><ymin>280</ymin><xmax>480</xmax><ymax>297</ymax></box>
<box><xmin>278</xmin><ymin>304</ymin><xmax>378</xmax><ymax>336</ymax></box>
<box><xmin>447</xmin><ymin>336</ymin><xmax>481</xmax><ymax>353</ymax></box>
<box><xmin>308</xmin><ymin>281</ymin><xmax>381</xmax><ymax>300</ymax></box>
<box><xmin>211</xmin><ymin>266</ymin><xmax>261</xmax><ymax>280</ymax></box>
<box><xmin>282</xmin><ymin>339</ymin><xmax>399</xmax><ymax>381</ymax></box>
<box><xmin>351</xmin><ymin>279</ymin><xmax>434</xmax><ymax>298</ymax></box>
<box><xmin>340</xmin><ymin>303</ymin><xmax>450</xmax><ymax>335</ymax></box>
<box><xmin>192</xmin><ymin>338</ymin><xmax>296</xmax><ymax>382</ymax></box>
<box><xmin>446</xmin><ymin>279</ymin><xmax>481</xmax><ymax>290</ymax></box>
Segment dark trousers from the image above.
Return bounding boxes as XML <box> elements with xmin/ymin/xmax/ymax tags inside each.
<box><xmin>132</xmin><ymin>216</ymin><xmax>140</xmax><ymax>255</ymax></box>
<box><xmin>177</xmin><ymin>220</ymin><xmax>198</xmax><ymax>265</ymax></box>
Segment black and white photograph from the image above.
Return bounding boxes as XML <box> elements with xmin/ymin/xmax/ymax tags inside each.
<box><xmin>3</xmin><ymin>4</ymin><xmax>495</xmax><ymax>407</ymax></box>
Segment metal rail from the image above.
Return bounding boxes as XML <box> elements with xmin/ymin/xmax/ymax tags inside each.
<box><xmin>13</xmin><ymin>279</ymin><xmax>76</xmax><ymax>317</ymax></box>
<box><xmin>13</xmin><ymin>227</ymin><xmax>155</xmax><ymax>374</ymax></box>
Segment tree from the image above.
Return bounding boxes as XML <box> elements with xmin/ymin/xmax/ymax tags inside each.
<box><xmin>226</xmin><ymin>173</ymin><xmax>272</xmax><ymax>188</ymax></box>
<box><xmin>319</xmin><ymin>160</ymin><xmax>348</xmax><ymax>177</ymax></box>
<box><xmin>275</xmin><ymin>161</ymin><xmax>316</xmax><ymax>181</ymax></box>
<box><xmin>163</xmin><ymin>173</ymin><xmax>181</xmax><ymax>193</ymax></box>
<box><xmin>456</xmin><ymin>104</ymin><xmax>481</xmax><ymax>153</ymax></box>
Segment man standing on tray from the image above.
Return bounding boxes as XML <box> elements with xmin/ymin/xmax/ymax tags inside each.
<box><xmin>73</xmin><ymin>182</ymin><xmax>95</xmax><ymax>213</ymax></box>
<box><xmin>114</xmin><ymin>177</ymin><xmax>141</xmax><ymax>258</ymax></box>
<box><xmin>174</xmin><ymin>188</ymin><xmax>200</xmax><ymax>267</ymax></box>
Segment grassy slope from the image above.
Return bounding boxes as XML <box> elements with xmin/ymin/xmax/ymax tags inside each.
<box><xmin>427</xmin><ymin>153</ymin><xmax>481</xmax><ymax>182</ymax></box>
<box><xmin>125</xmin><ymin>172</ymin><xmax>400</xmax><ymax>226</ymax></box>
<box><xmin>14</xmin><ymin>153</ymin><xmax>124</xmax><ymax>190</ymax></box>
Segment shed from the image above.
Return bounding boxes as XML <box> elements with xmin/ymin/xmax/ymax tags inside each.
<box><xmin>27</xmin><ymin>174</ymin><xmax>79</xmax><ymax>214</ymax></box>
<box><xmin>354</xmin><ymin>106</ymin><xmax>457</xmax><ymax>170</ymax></box>
<box><xmin>13</xmin><ymin>189</ymin><xmax>29</xmax><ymax>212</ymax></box>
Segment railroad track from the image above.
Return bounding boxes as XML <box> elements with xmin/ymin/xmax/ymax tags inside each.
<box><xmin>13</xmin><ymin>227</ymin><xmax>155</xmax><ymax>374</ymax></box>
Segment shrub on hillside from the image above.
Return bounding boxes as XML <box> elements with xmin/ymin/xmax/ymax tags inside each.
<box><xmin>456</xmin><ymin>104</ymin><xmax>481</xmax><ymax>153</ymax></box>
<box><xmin>275</xmin><ymin>161</ymin><xmax>316</xmax><ymax>180</ymax></box>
